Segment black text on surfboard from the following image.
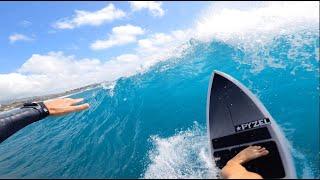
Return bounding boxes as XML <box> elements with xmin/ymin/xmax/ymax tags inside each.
<box><xmin>235</xmin><ymin>118</ymin><xmax>271</xmax><ymax>132</ymax></box>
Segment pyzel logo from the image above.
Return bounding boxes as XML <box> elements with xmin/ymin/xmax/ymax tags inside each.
<box><xmin>235</xmin><ymin>118</ymin><xmax>271</xmax><ymax>132</ymax></box>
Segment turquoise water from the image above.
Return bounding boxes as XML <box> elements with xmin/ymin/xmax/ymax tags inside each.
<box><xmin>0</xmin><ymin>32</ymin><xmax>319</xmax><ymax>178</ymax></box>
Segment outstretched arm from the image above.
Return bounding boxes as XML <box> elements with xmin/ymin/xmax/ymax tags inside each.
<box><xmin>0</xmin><ymin>98</ymin><xmax>89</xmax><ymax>143</ymax></box>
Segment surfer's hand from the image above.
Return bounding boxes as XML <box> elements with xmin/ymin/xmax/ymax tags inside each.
<box><xmin>44</xmin><ymin>98</ymin><xmax>89</xmax><ymax>116</ymax></box>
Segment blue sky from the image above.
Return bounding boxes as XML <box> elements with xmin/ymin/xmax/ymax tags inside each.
<box><xmin>0</xmin><ymin>1</ymin><xmax>210</xmax><ymax>74</ymax></box>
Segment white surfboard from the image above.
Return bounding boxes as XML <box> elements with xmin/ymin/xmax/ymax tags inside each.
<box><xmin>206</xmin><ymin>70</ymin><xmax>296</xmax><ymax>178</ymax></box>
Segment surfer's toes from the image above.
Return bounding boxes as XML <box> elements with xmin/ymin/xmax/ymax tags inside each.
<box><xmin>230</xmin><ymin>146</ymin><xmax>269</xmax><ymax>165</ymax></box>
<box><xmin>250</xmin><ymin>145</ymin><xmax>262</xmax><ymax>150</ymax></box>
<box><xmin>259</xmin><ymin>149</ymin><xmax>269</xmax><ymax>156</ymax></box>
<box><xmin>255</xmin><ymin>146</ymin><xmax>269</xmax><ymax>154</ymax></box>
<box><xmin>250</xmin><ymin>146</ymin><xmax>269</xmax><ymax>160</ymax></box>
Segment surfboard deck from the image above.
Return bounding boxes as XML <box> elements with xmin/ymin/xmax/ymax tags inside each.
<box><xmin>206</xmin><ymin>71</ymin><xmax>296</xmax><ymax>179</ymax></box>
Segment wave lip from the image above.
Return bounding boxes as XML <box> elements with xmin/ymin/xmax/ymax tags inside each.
<box><xmin>195</xmin><ymin>1</ymin><xmax>319</xmax><ymax>43</ymax></box>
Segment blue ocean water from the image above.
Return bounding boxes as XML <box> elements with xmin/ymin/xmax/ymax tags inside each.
<box><xmin>0</xmin><ymin>31</ymin><xmax>319</xmax><ymax>178</ymax></box>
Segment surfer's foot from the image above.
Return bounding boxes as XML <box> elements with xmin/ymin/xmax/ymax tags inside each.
<box><xmin>229</xmin><ymin>146</ymin><xmax>269</xmax><ymax>165</ymax></box>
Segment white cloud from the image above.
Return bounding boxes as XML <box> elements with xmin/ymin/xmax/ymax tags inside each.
<box><xmin>129</xmin><ymin>1</ymin><xmax>165</xmax><ymax>17</ymax></box>
<box><xmin>9</xmin><ymin>33</ymin><xmax>33</xmax><ymax>43</ymax></box>
<box><xmin>115</xmin><ymin>54</ymin><xmax>140</xmax><ymax>63</ymax></box>
<box><xmin>90</xmin><ymin>24</ymin><xmax>144</xmax><ymax>50</ymax></box>
<box><xmin>0</xmin><ymin>52</ymin><xmax>146</xmax><ymax>102</ymax></box>
<box><xmin>137</xmin><ymin>30</ymin><xmax>191</xmax><ymax>57</ymax></box>
<box><xmin>1</xmin><ymin>28</ymin><xmax>190</xmax><ymax>101</ymax></box>
<box><xmin>138</xmin><ymin>33</ymin><xmax>173</xmax><ymax>52</ymax></box>
<box><xmin>53</xmin><ymin>3</ymin><xmax>126</xmax><ymax>29</ymax></box>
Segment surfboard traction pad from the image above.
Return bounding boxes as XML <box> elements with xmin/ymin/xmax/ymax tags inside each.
<box><xmin>212</xmin><ymin>128</ymin><xmax>285</xmax><ymax>178</ymax></box>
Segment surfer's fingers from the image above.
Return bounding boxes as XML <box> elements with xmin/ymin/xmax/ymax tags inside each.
<box><xmin>70</xmin><ymin>98</ymin><xmax>84</xmax><ymax>105</ymax></box>
<box><xmin>72</xmin><ymin>103</ymin><xmax>90</xmax><ymax>111</ymax></box>
<box><xmin>65</xmin><ymin>103</ymin><xmax>90</xmax><ymax>113</ymax></box>
<box><xmin>64</xmin><ymin>98</ymin><xmax>74</xmax><ymax>102</ymax></box>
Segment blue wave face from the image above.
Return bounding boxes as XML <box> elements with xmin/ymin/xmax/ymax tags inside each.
<box><xmin>0</xmin><ymin>31</ymin><xmax>319</xmax><ymax>178</ymax></box>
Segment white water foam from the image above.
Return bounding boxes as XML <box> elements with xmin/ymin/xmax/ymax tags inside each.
<box><xmin>194</xmin><ymin>1</ymin><xmax>319</xmax><ymax>73</ymax></box>
<box><xmin>101</xmin><ymin>81</ymin><xmax>117</xmax><ymax>97</ymax></box>
<box><xmin>143</xmin><ymin>122</ymin><xmax>219</xmax><ymax>179</ymax></box>
<box><xmin>288</xmin><ymin>142</ymin><xmax>317</xmax><ymax>178</ymax></box>
<box><xmin>127</xmin><ymin>1</ymin><xmax>320</xmax><ymax>76</ymax></box>
<box><xmin>195</xmin><ymin>1</ymin><xmax>319</xmax><ymax>42</ymax></box>
<box><xmin>136</xmin><ymin>2</ymin><xmax>319</xmax><ymax>74</ymax></box>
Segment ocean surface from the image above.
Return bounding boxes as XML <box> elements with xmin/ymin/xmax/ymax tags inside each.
<box><xmin>0</xmin><ymin>3</ymin><xmax>319</xmax><ymax>179</ymax></box>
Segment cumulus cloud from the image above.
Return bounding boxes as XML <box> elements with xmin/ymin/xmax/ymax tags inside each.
<box><xmin>90</xmin><ymin>24</ymin><xmax>144</xmax><ymax>50</ymax></box>
<box><xmin>0</xmin><ymin>52</ymin><xmax>146</xmax><ymax>102</ymax></box>
<box><xmin>0</xmin><ymin>28</ymin><xmax>189</xmax><ymax>101</ymax></box>
<box><xmin>137</xmin><ymin>30</ymin><xmax>191</xmax><ymax>57</ymax></box>
<box><xmin>129</xmin><ymin>1</ymin><xmax>165</xmax><ymax>17</ymax></box>
<box><xmin>9</xmin><ymin>33</ymin><xmax>33</xmax><ymax>43</ymax></box>
<box><xmin>53</xmin><ymin>3</ymin><xmax>126</xmax><ymax>29</ymax></box>
<box><xmin>1</xmin><ymin>28</ymin><xmax>190</xmax><ymax>102</ymax></box>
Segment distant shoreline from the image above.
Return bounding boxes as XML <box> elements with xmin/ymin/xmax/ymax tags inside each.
<box><xmin>0</xmin><ymin>83</ymin><xmax>102</xmax><ymax>112</ymax></box>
